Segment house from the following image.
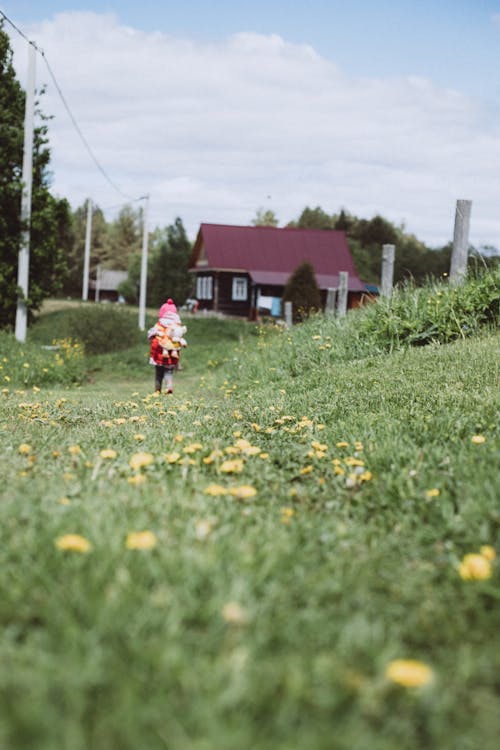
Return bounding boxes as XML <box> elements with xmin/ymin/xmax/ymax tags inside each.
<box><xmin>189</xmin><ymin>223</ymin><xmax>368</xmax><ymax>318</ymax></box>
<box><xmin>89</xmin><ymin>269</ymin><xmax>128</xmax><ymax>302</ymax></box>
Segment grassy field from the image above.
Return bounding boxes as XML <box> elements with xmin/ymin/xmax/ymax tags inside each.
<box><xmin>0</xmin><ymin>304</ymin><xmax>499</xmax><ymax>749</ymax></box>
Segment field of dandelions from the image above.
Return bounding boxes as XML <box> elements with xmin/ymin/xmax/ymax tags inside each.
<box><xmin>0</xmin><ymin>284</ymin><xmax>499</xmax><ymax>750</ymax></box>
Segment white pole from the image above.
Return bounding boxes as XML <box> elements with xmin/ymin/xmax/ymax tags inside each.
<box><xmin>381</xmin><ymin>244</ymin><xmax>396</xmax><ymax>298</ymax></box>
<box><xmin>449</xmin><ymin>199</ymin><xmax>472</xmax><ymax>286</ymax></box>
<box><xmin>138</xmin><ymin>194</ymin><xmax>150</xmax><ymax>331</ymax></box>
<box><xmin>15</xmin><ymin>44</ymin><xmax>36</xmax><ymax>343</ymax></box>
<box><xmin>82</xmin><ymin>198</ymin><xmax>92</xmax><ymax>301</ymax></box>
<box><xmin>336</xmin><ymin>271</ymin><xmax>349</xmax><ymax>317</ymax></box>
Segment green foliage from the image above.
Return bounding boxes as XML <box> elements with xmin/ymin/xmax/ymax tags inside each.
<box><xmin>0</xmin><ymin>23</ymin><xmax>71</xmax><ymax>329</ymax></box>
<box><xmin>30</xmin><ymin>304</ymin><xmax>144</xmax><ymax>355</ymax></box>
<box><xmin>251</xmin><ymin>207</ymin><xmax>279</xmax><ymax>226</ymax></box>
<box><xmin>147</xmin><ymin>217</ymin><xmax>193</xmax><ymax>308</ymax></box>
<box><xmin>0</xmin><ymin>331</ymin><xmax>86</xmax><ymax>386</ymax></box>
<box><xmin>116</xmin><ymin>279</ymin><xmax>137</xmax><ymax>305</ymax></box>
<box><xmin>282</xmin><ymin>261</ymin><xmax>321</xmax><ymax>322</ymax></box>
<box><xmin>356</xmin><ymin>268</ymin><xmax>500</xmax><ymax>350</ymax></box>
<box><xmin>0</xmin><ymin>323</ymin><xmax>498</xmax><ymax>749</ymax></box>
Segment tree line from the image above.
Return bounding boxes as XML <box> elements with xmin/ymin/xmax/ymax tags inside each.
<box><xmin>1</xmin><ymin>21</ymin><xmax>497</xmax><ymax>330</ymax></box>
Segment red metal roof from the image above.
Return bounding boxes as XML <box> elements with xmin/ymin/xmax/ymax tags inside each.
<box><xmin>190</xmin><ymin>223</ymin><xmax>366</xmax><ymax>291</ymax></box>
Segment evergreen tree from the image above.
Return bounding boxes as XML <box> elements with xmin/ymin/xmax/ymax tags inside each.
<box><xmin>147</xmin><ymin>217</ymin><xmax>193</xmax><ymax>308</ymax></box>
<box><xmin>282</xmin><ymin>261</ymin><xmax>321</xmax><ymax>322</ymax></box>
<box><xmin>0</xmin><ymin>23</ymin><xmax>70</xmax><ymax>328</ymax></box>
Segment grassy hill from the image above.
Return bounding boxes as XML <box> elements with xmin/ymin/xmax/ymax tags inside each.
<box><xmin>0</xmin><ymin>294</ymin><xmax>498</xmax><ymax>749</ymax></box>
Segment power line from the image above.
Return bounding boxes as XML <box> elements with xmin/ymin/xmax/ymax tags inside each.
<box><xmin>0</xmin><ymin>8</ymin><xmax>141</xmax><ymax>202</ymax></box>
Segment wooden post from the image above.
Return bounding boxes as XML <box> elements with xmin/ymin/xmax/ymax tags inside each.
<box><xmin>381</xmin><ymin>244</ymin><xmax>395</xmax><ymax>298</ymax></box>
<box><xmin>284</xmin><ymin>300</ymin><xmax>292</xmax><ymax>327</ymax></box>
<box><xmin>336</xmin><ymin>272</ymin><xmax>348</xmax><ymax>317</ymax></box>
<box><xmin>449</xmin><ymin>199</ymin><xmax>472</xmax><ymax>286</ymax></box>
<box><xmin>213</xmin><ymin>273</ymin><xmax>219</xmax><ymax>312</ymax></box>
<box><xmin>325</xmin><ymin>287</ymin><xmax>336</xmax><ymax>314</ymax></box>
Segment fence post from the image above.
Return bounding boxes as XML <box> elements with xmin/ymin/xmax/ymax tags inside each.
<box><xmin>381</xmin><ymin>244</ymin><xmax>395</xmax><ymax>298</ymax></box>
<box><xmin>325</xmin><ymin>287</ymin><xmax>337</xmax><ymax>314</ymax></box>
<box><xmin>284</xmin><ymin>301</ymin><xmax>293</xmax><ymax>328</ymax></box>
<box><xmin>449</xmin><ymin>199</ymin><xmax>472</xmax><ymax>286</ymax></box>
<box><xmin>336</xmin><ymin>272</ymin><xmax>348</xmax><ymax>317</ymax></box>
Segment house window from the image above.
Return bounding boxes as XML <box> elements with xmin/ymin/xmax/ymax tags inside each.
<box><xmin>196</xmin><ymin>276</ymin><xmax>213</xmax><ymax>300</ymax></box>
<box><xmin>232</xmin><ymin>276</ymin><xmax>247</xmax><ymax>301</ymax></box>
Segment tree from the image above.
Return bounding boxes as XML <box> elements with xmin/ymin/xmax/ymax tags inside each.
<box><xmin>0</xmin><ymin>22</ymin><xmax>70</xmax><ymax>328</ymax></box>
<box><xmin>61</xmin><ymin>201</ymin><xmax>108</xmax><ymax>297</ymax></box>
<box><xmin>282</xmin><ymin>261</ymin><xmax>321</xmax><ymax>322</ymax></box>
<box><xmin>252</xmin><ymin>208</ymin><xmax>279</xmax><ymax>227</ymax></box>
<box><xmin>288</xmin><ymin>206</ymin><xmax>336</xmax><ymax>230</ymax></box>
<box><xmin>106</xmin><ymin>204</ymin><xmax>142</xmax><ymax>270</ymax></box>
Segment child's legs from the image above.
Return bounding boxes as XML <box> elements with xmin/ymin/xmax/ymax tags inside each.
<box><xmin>163</xmin><ymin>366</ymin><xmax>174</xmax><ymax>392</ymax></box>
<box><xmin>155</xmin><ymin>365</ymin><xmax>165</xmax><ymax>391</ymax></box>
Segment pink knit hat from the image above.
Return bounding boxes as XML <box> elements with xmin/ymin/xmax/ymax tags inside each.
<box><xmin>159</xmin><ymin>298</ymin><xmax>177</xmax><ymax>317</ymax></box>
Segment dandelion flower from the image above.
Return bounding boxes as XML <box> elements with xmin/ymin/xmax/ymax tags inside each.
<box><xmin>471</xmin><ymin>435</ymin><xmax>486</xmax><ymax>445</ymax></box>
<box><xmin>204</xmin><ymin>484</ymin><xmax>230</xmax><ymax>496</ymax></box>
<box><xmin>220</xmin><ymin>459</ymin><xmax>244</xmax><ymax>474</ymax></box>
<box><xmin>165</xmin><ymin>451</ymin><xmax>181</xmax><ymax>464</ymax></box>
<box><xmin>259</xmin><ymin>453</ymin><xmax>269</xmax><ymax>460</ymax></box>
<box><xmin>100</xmin><ymin>449</ymin><xmax>117</xmax><ymax>460</ymax></box>
<box><xmin>229</xmin><ymin>485</ymin><xmax>257</xmax><ymax>500</ymax></box>
<box><xmin>222</xmin><ymin>601</ymin><xmax>248</xmax><ymax>625</ymax></box>
<box><xmin>458</xmin><ymin>553</ymin><xmax>492</xmax><ymax>581</ymax></box>
<box><xmin>385</xmin><ymin>659</ymin><xmax>434</xmax><ymax>688</ymax></box>
<box><xmin>300</xmin><ymin>465</ymin><xmax>314</xmax><ymax>475</ymax></box>
<box><xmin>480</xmin><ymin>545</ymin><xmax>496</xmax><ymax>561</ymax></box>
<box><xmin>336</xmin><ymin>441</ymin><xmax>349</xmax><ymax>448</ymax></box>
<box><xmin>18</xmin><ymin>443</ymin><xmax>32</xmax><ymax>454</ymax></box>
<box><xmin>55</xmin><ymin>534</ymin><xmax>91</xmax><ymax>553</ymax></box>
<box><xmin>133</xmin><ymin>433</ymin><xmax>145</xmax><ymax>442</ymax></box>
<box><xmin>126</xmin><ymin>531</ymin><xmax>157</xmax><ymax>550</ymax></box>
<box><xmin>68</xmin><ymin>445</ymin><xmax>81</xmax><ymax>455</ymax></box>
<box><xmin>129</xmin><ymin>452</ymin><xmax>154</xmax><ymax>471</ymax></box>
<box><xmin>426</xmin><ymin>488</ymin><xmax>440</xmax><ymax>498</ymax></box>
<box><xmin>58</xmin><ymin>496</ymin><xmax>71</xmax><ymax>505</ymax></box>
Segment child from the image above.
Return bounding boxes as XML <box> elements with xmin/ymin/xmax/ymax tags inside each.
<box><xmin>148</xmin><ymin>299</ymin><xmax>187</xmax><ymax>394</ymax></box>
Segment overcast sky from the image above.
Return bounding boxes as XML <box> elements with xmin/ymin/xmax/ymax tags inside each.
<box><xmin>2</xmin><ymin>0</ymin><xmax>500</xmax><ymax>248</ymax></box>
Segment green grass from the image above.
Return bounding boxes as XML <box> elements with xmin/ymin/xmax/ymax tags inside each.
<box><xmin>0</xmin><ymin>306</ymin><xmax>499</xmax><ymax>749</ymax></box>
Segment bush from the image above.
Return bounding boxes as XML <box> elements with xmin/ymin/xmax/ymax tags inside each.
<box><xmin>117</xmin><ymin>279</ymin><xmax>137</xmax><ymax>304</ymax></box>
<box><xmin>0</xmin><ymin>332</ymin><xmax>86</xmax><ymax>387</ymax></box>
<box><xmin>31</xmin><ymin>305</ymin><xmax>144</xmax><ymax>355</ymax></box>
<box><xmin>282</xmin><ymin>261</ymin><xmax>321</xmax><ymax>322</ymax></box>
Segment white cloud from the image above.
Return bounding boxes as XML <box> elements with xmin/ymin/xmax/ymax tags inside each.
<box><xmin>9</xmin><ymin>11</ymin><xmax>500</xmax><ymax>248</ymax></box>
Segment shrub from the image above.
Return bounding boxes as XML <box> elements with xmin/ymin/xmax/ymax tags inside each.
<box><xmin>282</xmin><ymin>261</ymin><xmax>321</xmax><ymax>322</ymax></box>
<box><xmin>41</xmin><ymin>305</ymin><xmax>143</xmax><ymax>355</ymax></box>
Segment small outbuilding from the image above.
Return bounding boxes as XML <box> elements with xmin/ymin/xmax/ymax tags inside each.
<box><xmin>89</xmin><ymin>269</ymin><xmax>128</xmax><ymax>302</ymax></box>
<box><xmin>189</xmin><ymin>223</ymin><xmax>367</xmax><ymax>318</ymax></box>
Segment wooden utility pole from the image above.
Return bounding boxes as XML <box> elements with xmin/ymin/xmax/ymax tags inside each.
<box><xmin>381</xmin><ymin>244</ymin><xmax>395</xmax><ymax>298</ymax></box>
<box><xmin>138</xmin><ymin>195</ymin><xmax>150</xmax><ymax>330</ymax></box>
<box><xmin>15</xmin><ymin>44</ymin><xmax>36</xmax><ymax>343</ymax></box>
<box><xmin>82</xmin><ymin>198</ymin><xmax>92</xmax><ymax>301</ymax></box>
<box><xmin>336</xmin><ymin>272</ymin><xmax>348</xmax><ymax>317</ymax></box>
<box><xmin>325</xmin><ymin>288</ymin><xmax>336</xmax><ymax>314</ymax></box>
<box><xmin>284</xmin><ymin>301</ymin><xmax>292</xmax><ymax>328</ymax></box>
<box><xmin>449</xmin><ymin>200</ymin><xmax>472</xmax><ymax>286</ymax></box>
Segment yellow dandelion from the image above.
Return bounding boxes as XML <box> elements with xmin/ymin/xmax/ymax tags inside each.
<box><xmin>458</xmin><ymin>553</ymin><xmax>492</xmax><ymax>581</ymax></box>
<box><xmin>133</xmin><ymin>433</ymin><xmax>145</xmax><ymax>442</ymax></box>
<box><xmin>354</xmin><ymin>441</ymin><xmax>364</xmax><ymax>451</ymax></box>
<box><xmin>426</xmin><ymin>488</ymin><xmax>440</xmax><ymax>498</ymax></box>
<box><xmin>127</xmin><ymin>474</ymin><xmax>147</xmax><ymax>486</ymax></box>
<box><xmin>222</xmin><ymin>601</ymin><xmax>248</xmax><ymax>625</ymax></box>
<box><xmin>62</xmin><ymin>472</ymin><xmax>76</xmax><ymax>481</ymax></box>
<box><xmin>68</xmin><ymin>445</ymin><xmax>81</xmax><ymax>455</ymax></box>
<box><xmin>183</xmin><ymin>443</ymin><xmax>203</xmax><ymax>454</ymax></box>
<box><xmin>336</xmin><ymin>441</ymin><xmax>349</xmax><ymax>448</ymax></box>
<box><xmin>165</xmin><ymin>451</ymin><xmax>181</xmax><ymax>464</ymax></box>
<box><xmin>333</xmin><ymin>466</ymin><xmax>345</xmax><ymax>476</ymax></box>
<box><xmin>174</xmin><ymin>434</ymin><xmax>184</xmax><ymax>442</ymax></box>
<box><xmin>311</xmin><ymin>441</ymin><xmax>328</xmax><ymax>451</ymax></box>
<box><xmin>126</xmin><ymin>531</ymin><xmax>157</xmax><ymax>550</ymax></box>
<box><xmin>259</xmin><ymin>452</ymin><xmax>269</xmax><ymax>460</ymax></box>
<box><xmin>18</xmin><ymin>443</ymin><xmax>32</xmax><ymax>454</ymax></box>
<box><xmin>23</xmin><ymin>362</ymin><xmax>30</xmax><ymax>368</ymax></box>
<box><xmin>360</xmin><ymin>470</ymin><xmax>373</xmax><ymax>482</ymax></box>
<box><xmin>58</xmin><ymin>496</ymin><xmax>71</xmax><ymax>505</ymax></box>
<box><xmin>480</xmin><ymin>545</ymin><xmax>496</xmax><ymax>561</ymax></box>
<box><xmin>281</xmin><ymin>506</ymin><xmax>295</xmax><ymax>517</ymax></box>
<box><xmin>129</xmin><ymin>452</ymin><xmax>154</xmax><ymax>471</ymax></box>
<box><xmin>220</xmin><ymin>458</ymin><xmax>244</xmax><ymax>474</ymax></box>
<box><xmin>55</xmin><ymin>534</ymin><xmax>91</xmax><ymax>553</ymax></box>
<box><xmin>300</xmin><ymin>465</ymin><xmax>314</xmax><ymax>475</ymax></box>
<box><xmin>229</xmin><ymin>485</ymin><xmax>257</xmax><ymax>500</ymax></box>
<box><xmin>471</xmin><ymin>435</ymin><xmax>486</xmax><ymax>445</ymax></box>
<box><xmin>204</xmin><ymin>483</ymin><xmax>230</xmax><ymax>496</ymax></box>
<box><xmin>385</xmin><ymin>659</ymin><xmax>434</xmax><ymax>688</ymax></box>
<box><xmin>100</xmin><ymin>449</ymin><xmax>117</xmax><ymax>460</ymax></box>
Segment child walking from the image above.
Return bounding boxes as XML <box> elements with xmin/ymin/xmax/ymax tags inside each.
<box><xmin>148</xmin><ymin>298</ymin><xmax>187</xmax><ymax>394</ymax></box>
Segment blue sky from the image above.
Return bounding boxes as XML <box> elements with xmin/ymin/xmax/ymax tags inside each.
<box><xmin>2</xmin><ymin>1</ymin><xmax>500</xmax><ymax>247</ymax></box>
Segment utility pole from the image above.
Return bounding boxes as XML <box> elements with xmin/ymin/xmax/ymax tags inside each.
<box><xmin>138</xmin><ymin>194</ymin><xmax>150</xmax><ymax>330</ymax></box>
<box><xmin>82</xmin><ymin>198</ymin><xmax>92</xmax><ymax>301</ymax></box>
<box><xmin>15</xmin><ymin>43</ymin><xmax>36</xmax><ymax>343</ymax></box>
<box><xmin>381</xmin><ymin>244</ymin><xmax>396</xmax><ymax>298</ymax></box>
